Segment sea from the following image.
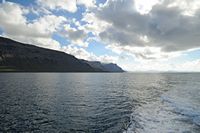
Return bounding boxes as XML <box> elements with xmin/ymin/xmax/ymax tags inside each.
<box><xmin>0</xmin><ymin>73</ymin><xmax>199</xmax><ymax>133</ymax></box>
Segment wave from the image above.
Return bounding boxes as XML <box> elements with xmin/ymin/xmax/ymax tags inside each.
<box><xmin>161</xmin><ymin>85</ymin><xmax>200</xmax><ymax>127</ymax></box>
<box><xmin>124</xmin><ymin>82</ymin><xmax>200</xmax><ymax>133</ymax></box>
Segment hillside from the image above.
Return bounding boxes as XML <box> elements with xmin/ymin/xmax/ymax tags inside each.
<box><xmin>0</xmin><ymin>37</ymin><xmax>124</xmax><ymax>72</ymax></box>
<box><xmin>82</xmin><ymin>60</ymin><xmax>124</xmax><ymax>72</ymax></box>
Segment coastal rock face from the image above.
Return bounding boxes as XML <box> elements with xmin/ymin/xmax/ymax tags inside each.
<box><xmin>82</xmin><ymin>60</ymin><xmax>124</xmax><ymax>72</ymax></box>
<box><xmin>0</xmin><ymin>37</ymin><xmax>124</xmax><ymax>72</ymax></box>
<box><xmin>0</xmin><ymin>37</ymin><xmax>97</xmax><ymax>72</ymax></box>
<box><xmin>102</xmin><ymin>63</ymin><xmax>124</xmax><ymax>72</ymax></box>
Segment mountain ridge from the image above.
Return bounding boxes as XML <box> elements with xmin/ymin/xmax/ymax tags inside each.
<box><xmin>81</xmin><ymin>60</ymin><xmax>124</xmax><ymax>72</ymax></box>
<box><xmin>0</xmin><ymin>37</ymin><xmax>124</xmax><ymax>72</ymax></box>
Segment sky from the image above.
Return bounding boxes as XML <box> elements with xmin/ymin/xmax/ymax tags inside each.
<box><xmin>0</xmin><ymin>0</ymin><xmax>200</xmax><ymax>72</ymax></box>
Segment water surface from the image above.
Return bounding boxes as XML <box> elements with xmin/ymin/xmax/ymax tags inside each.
<box><xmin>0</xmin><ymin>73</ymin><xmax>199</xmax><ymax>132</ymax></box>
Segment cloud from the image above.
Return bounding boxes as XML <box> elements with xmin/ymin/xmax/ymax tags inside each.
<box><xmin>0</xmin><ymin>1</ymin><xmax>116</xmax><ymax>64</ymax></box>
<box><xmin>61</xmin><ymin>24</ymin><xmax>88</xmax><ymax>47</ymax></box>
<box><xmin>164</xmin><ymin>0</ymin><xmax>200</xmax><ymax>16</ymax></box>
<box><xmin>77</xmin><ymin>0</ymin><xmax>96</xmax><ymax>8</ymax></box>
<box><xmin>174</xmin><ymin>59</ymin><xmax>200</xmax><ymax>72</ymax></box>
<box><xmin>0</xmin><ymin>2</ymin><xmax>27</xmax><ymax>26</ymax></box>
<box><xmin>81</xmin><ymin>12</ymin><xmax>111</xmax><ymax>36</ymax></box>
<box><xmin>62</xmin><ymin>45</ymin><xmax>117</xmax><ymax>63</ymax></box>
<box><xmin>1</xmin><ymin>0</ymin><xmax>200</xmax><ymax>72</ymax></box>
<box><xmin>86</xmin><ymin>0</ymin><xmax>200</xmax><ymax>60</ymax></box>
<box><xmin>106</xmin><ymin>44</ymin><xmax>182</xmax><ymax>61</ymax></box>
<box><xmin>121</xmin><ymin>59</ymin><xmax>200</xmax><ymax>72</ymax></box>
<box><xmin>134</xmin><ymin>0</ymin><xmax>159</xmax><ymax>14</ymax></box>
<box><xmin>37</xmin><ymin>0</ymin><xmax>77</xmax><ymax>13</ymax></box>
<box><xmin>0</xmin><ymin>1</ymin><xmax>66</xmax><ymax>50</ymax></box>
<box><xmin>37</xmin><ymin>0</ymin><xmax>96</xmax><ymax>13</ymax></box>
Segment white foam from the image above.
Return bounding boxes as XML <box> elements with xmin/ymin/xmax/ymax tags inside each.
<box><xmin>125</xmin><ymin>83</ymin><xmax>200</xmax><ymax>133</ymax></box>
<box><xmin>161</xmin><ymin>84</ymin><xmax>200</xmax><ymax>127</ymax></box>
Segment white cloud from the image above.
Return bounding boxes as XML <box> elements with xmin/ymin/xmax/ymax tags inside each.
<box><xmin>37</xmin><ymin>0</ymin><xmax>77</xmax><ymax>13</ymax></box>
<box><xmin>0</xmin><ymin>2</ymin><xmax>26</xmax><ymax>25</ymax></box>
<box><xmin>0</xmin><ymin>1</ymin><xmax>117</xmax><ymax>65</ymax></box>
<box><xmin>106</xmin><ymin>44</ymin><xmax>181</xmax><ymax>60</ymax></box>
<box><xmin>174</xmin><ymin>59</ymin><xmax>200</xmax><ymax>72</ymax></box>
<box><xmin>61</xmin><ymin>24</ymin><xmax>88</xmax><ymax>47</ymax></box>
<box><xmin>77</xmin><ymin>0</ymin><xmax>96</xmax><ymax>8</ymax></box>
<box><xmin>0</xmin><ymin>1</ymin><xmax>66</xmax><ymax>50</ymax></box>
<box><xmin>90</xmin><ymin>0</ymin><xmax>200</xmax><ymax>60</ymax></box>
<box><xmin>37</xmin><ymin>0</ymin><xmax>96</xmax><ymax>13</ymax></box>
<box><xmin>1</xmin><ymin>0</ymin><xmax>200</xmax><ymax>71</ymax></box>
<box><xmin>120</xmin><ymin>59</ymin><xmax>200</xmax><ymax>72</ymax></box>
<box><xmin>82</xmin><ymin>12</ymin><xmax>111</xmax><ymax>36</ymax></box>
<box><xmin>134</xmin><ymin>0</ymin><xmax>160</xmax><ymax>14</ymax></box>
<box><xmin>62</xmin><ymin>45</ymin><xmax>117</xmax><ymax>63</ymax></box>
<box><xmin>166</xmin><ymin>0</ymin><xmax>200</xmax><ymax>16</ymax></box>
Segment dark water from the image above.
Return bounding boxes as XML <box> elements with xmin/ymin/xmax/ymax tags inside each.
<box><xmin>0</xmin><ymin>73</ymin><xmax>200</xmax><ymax>133</ymax></box>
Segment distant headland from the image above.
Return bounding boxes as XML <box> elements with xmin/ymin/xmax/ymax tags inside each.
<box><xmin>0</xmin><ymin>37</ymin><xmax>124</xmax><ymax>72</ymax></box>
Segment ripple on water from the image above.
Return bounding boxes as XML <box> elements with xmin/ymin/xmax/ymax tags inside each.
<box><xmin>0</xmin><ymin>73</ymin><xmax>200</xmax><ymax>132</ymax></box>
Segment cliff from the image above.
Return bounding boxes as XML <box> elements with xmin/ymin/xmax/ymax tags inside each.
<box><xmin>0</xmin><ymin>37</ymin><xmax>124</xmax><ymax>72</ymax></box>
<box><xmin>82</xmin><ymin>60</ymin><xmax>124</xmax><ymax>72</ymax></box>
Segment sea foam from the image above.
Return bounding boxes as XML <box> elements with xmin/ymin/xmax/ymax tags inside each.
<box><xmin>161</xmin><ymin>84</ymin><xmax>200</xmax><ymax>127</ymax></box>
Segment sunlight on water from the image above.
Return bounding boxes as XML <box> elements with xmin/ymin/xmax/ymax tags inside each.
<box><xmin>0</xmin><ymin>73</ymin><xmax>199</xmax><ymax>132</ymax></box>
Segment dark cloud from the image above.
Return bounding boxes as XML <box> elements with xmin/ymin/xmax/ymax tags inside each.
<box><xmin>93</xmin><ymin>0</ymin><xmax>200</xmax><ymax>57</ymax></box>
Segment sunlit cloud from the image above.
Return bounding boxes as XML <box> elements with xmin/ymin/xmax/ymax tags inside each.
<box><xmin>0</xmin><ymin>0</ymin><xmax>200</xmax><ymax>71</ymax></box>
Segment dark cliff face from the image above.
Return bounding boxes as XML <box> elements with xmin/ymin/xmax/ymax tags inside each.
<box><xmin>0</xmin><ymin>37</ymin><xmax>98</xmax><ymax>72</ymax></box>
<box><xmin>102</xmin><ymin>63</ymin><xmax>124</xmax><ymax>72</ymax></box>
<box><xmin>0</xmin><ymin>37</ymin><xmax>124</xmax><ymax>72</ymax></box>
<box><xmin>81</xmin><ymin>60</ymin><xmax>124</xmax><ymax>72</ymax></box>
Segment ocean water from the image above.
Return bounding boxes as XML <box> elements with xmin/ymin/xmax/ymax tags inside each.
<box><xmin>0</xmin><ymin>73</ymin><xmax>199</xmax><ymax>132</ymax></box>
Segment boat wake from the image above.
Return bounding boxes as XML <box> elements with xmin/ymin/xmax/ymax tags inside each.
<box><xmin>125</xmin><ymin>80</ymin><xmax>200</xmax><ymax>133</ymax></box>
